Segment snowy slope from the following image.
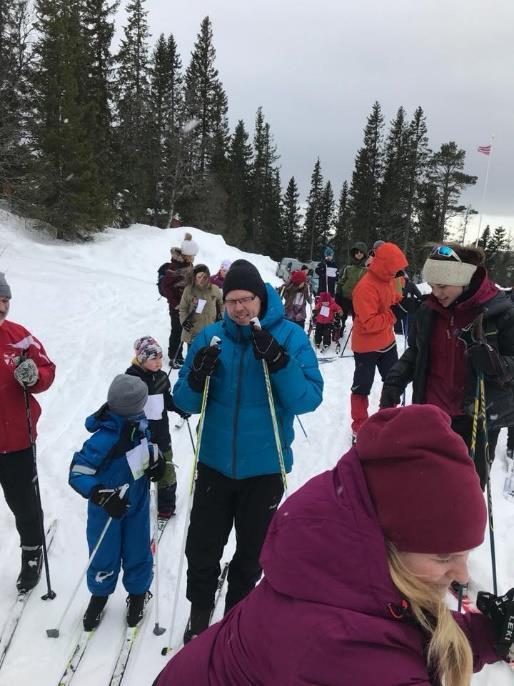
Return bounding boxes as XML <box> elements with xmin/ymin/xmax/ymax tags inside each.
<box><xmin>0</xmin><ymin>210</ymin><xmax>512</xmax><ymax>686</ymax></box>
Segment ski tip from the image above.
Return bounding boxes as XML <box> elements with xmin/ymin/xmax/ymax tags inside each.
<box><xmin>153</xmin><ymin>624</ymin><xmax>166</xmax><ymax>636</ymax></box>
<box><xmin>46</xmin><ymin>628</ymin><xmax>59</xmax><ymax>638</ymax></box>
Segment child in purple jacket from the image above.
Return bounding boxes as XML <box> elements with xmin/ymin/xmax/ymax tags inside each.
<box><xmin>153</xmin><ymin>404</ymin><xmax>513</xmax><ymax>686</ymax></box>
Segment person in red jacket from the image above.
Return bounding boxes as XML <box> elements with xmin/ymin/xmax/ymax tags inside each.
<box><xmin>0</xmin><ymin>273</ymin><xmax>56</xmax><ymax>592</ymax></box>
<box><xmin>350</xmin><ymin>242</ymin><xmax>407</xmax><ymax>440</ymax></box>
<box><xmin>312</xmin><ymin>291</ymin><xmax>342</xmax><ymax>351</ymax></box>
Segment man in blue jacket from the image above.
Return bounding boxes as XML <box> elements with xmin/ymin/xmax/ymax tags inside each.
<box><xmin>173</xmin><ymin>259</ymin><xmax>323</xmax><ymax>642</ymax></box>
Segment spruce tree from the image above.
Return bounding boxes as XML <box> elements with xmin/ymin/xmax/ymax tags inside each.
<box><xmin>281</xmin><ymin>176</ymin><xmax>301</xmax><ymax>257</ymax></box>
<box><xmin>378</xmin><ymin>106</ymin><xmax>408</xmax><ymax>244</ymax></box>
<box><xmin>348</xmin><ymin>101</ymin><xmax>384</xmax><ymax>247</ymax></box>
<box><xmin>301</xmin><ymin>158</ymin><xmax>324</xmax><ymax>261</ymax></box>
<box><xmin>224</xmin><ymin>119</ymin><xmax>253</xmax><ymax>246</ymax></box>
<box><xmin>261</xmin><ymin>166</ymin><xmax>282</xmax><ymax>259</ymax></box>
<box><xmin>114</xmin><ymin>0</ymin><xmax>152</xmax><ymax>224</ymax></box>
<box><xmin>402</xmin><ymin>106</ymin><xmax>431</xmax><ymax>254</ymax></box>
<box><xmin>319</xmin><ymin>180</ymin><xmax>335</xmax><ymax>245</ymax></box>
<box><xmin>334</xmin><ymin>181</ymin><xmax>351</xmax><ymax>261</ymax></box>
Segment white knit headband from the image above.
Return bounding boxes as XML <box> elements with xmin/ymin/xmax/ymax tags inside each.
<box><xmin>422</xmin><ymin>258</ymin><xmax>477</xmax><ymax>287</ymax></box>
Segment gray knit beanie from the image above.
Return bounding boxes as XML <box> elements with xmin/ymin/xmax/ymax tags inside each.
<box><xmin>107</xmin><ymin>374</ymin><xmax>148</xmax><ymax>417</ymax></box>
<box><xmin>0</xmin><ymin>273</ymin><xmax>11</xmax><ymax>299</ymax></box>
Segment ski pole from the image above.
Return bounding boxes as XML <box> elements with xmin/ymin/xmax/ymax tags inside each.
<box><xmin>250</xmin><ymin>318</ymin><xmax>287</xmax><ymax>492</ymax></box>
<box><xmin>162</xmin><ymin>336</ymin><xmax>220</xmax><ymax>655</ymax></box>
<box><xmin>46</xmin><ymin>484</ymin><xmax>128</xmax><ymax>638</ymax></box>
<box><xmin>295</xmin><ymin>415</ymin><xmax>310</xmax><ymax>443</ymax></box>
<box><xmin>339</xmin><ymin>324</ymin><xmax>353</xmax><ymax>358</ymax></box>
<box><xmin>21</xmin><ymin>379</ymin><xmax>56</xmax><ymax>601</ymax></box>
<box><xmin>185</xmin><ymin>418</ymin><xmax>196</xmax><ymax>453</ymax></box>
<box><xmin>151</xmin><ymin>482</ymin><xmax>165</xmax><ymax>636</ymax></box>
<box><xmin>400</xmin><ymin>319</ymin><xmax>407</xmax><ymax>407</ymax></box>
<box><xmin>479</xmin><ymin>374</ymin><xmax>498</xmax><ymax>596</ymax></box>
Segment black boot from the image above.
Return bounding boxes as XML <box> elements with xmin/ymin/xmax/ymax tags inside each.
<box><xmin>16</xmin><ymin>546</ymin><xmax>43</xmax><ymax>593</ymax></box>
<box><xmin>183</xmin><ymin>606</ymin><xmax>212</xmax><ymax>644</ymax></box>
<box><xmin>126</xmin><ymin>590</ymin><xmax>152</xmax><ymax>627</ymax></box>
<box><xmin>83</xmin><ymin>595</ymin><xmax>108</xmax><ymax>631</ymax></box>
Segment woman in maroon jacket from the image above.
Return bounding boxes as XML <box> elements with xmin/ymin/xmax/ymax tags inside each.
<box><xmin>154</xmin><ymin>405</ymin><xmax>513</xmax><ymax>686</ymax></box>
<box><xmin>0</xmin><ymin>273</ymin><xmax>55</xmax><ymax>592</ymax></box>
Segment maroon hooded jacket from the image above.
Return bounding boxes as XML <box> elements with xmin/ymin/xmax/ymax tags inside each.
<box><xmin>155</xmin><ymin>447</ymin><xmax>498</xmax><ymax>686</ymax></box>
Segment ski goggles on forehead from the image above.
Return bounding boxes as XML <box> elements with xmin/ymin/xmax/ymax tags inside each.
<box><xmin>431</xmin><ymin>245</ymin><xmax>462</xmax><ymax>262</ymax></box>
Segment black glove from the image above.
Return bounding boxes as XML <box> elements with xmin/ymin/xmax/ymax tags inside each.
<box><xmin>188</xmin><ymin>345</ymin><xmax>221</xmax><ymax>392</ymax></box>
<box><xmin>174</xmin><ymin>404</ymin><xmax>191</xmax><ymax>419</ymax></box>
<box><xmin>476</xmin><ymin>588</ymin><xmax>514</xmax><ymax>660</ymax></box>
<box><xmin>182</xmin><ymin>318</ymin><xmax>194</xmax><ymax>333</ymax></box>
<box><xmin>146</xmin><ymin>444</ymin><xmax>165</xmax><ymax>482</ymax></box>
<box><xmin>251</xmin><ymin>327</ymin><xmax>289</xmax><ymax>373</ymax></box>
<box><xmin>379</xmin><ymin>384</ymin><xmax>402</xmax><ymax>409</ymax></box>
<box><xmin>467</xmin><ymin>343</ymin><xmax>504</xmax><ymax>377</ymax></box>
<box><xmin>90</xmin><ymin>485</ymin><xmax>130</xmax><ymax>519</ymax></box>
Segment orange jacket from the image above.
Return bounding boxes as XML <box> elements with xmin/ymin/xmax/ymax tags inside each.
<box><xmin>351</xmin><ymin>243</ymin><xmax>407</xmax><ymax>353</ymax></box>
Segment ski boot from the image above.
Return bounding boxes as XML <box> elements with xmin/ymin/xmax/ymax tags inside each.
<box><xmin>16</xmin><ymin>546</ymin><xmax>43</xmax><ymax>593</ymax></box>
<box><xmin>183</xmin><ymin>606</ymin><xmax>212</xmax><ymax>644</ymax></box>
<box><xmin>83</xmin><ymin>595</ymin><xmax>108</xmax><ymax>631</ymax></box>
<box><xmin>126</xmin><ymin>590</ymin><xmax>152</xmax><ymax>627</ymax></box>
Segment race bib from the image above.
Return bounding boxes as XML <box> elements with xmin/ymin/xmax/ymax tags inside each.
<box><xmin>144</xmin><ymin>393</ymin><xmax>164</xmax><ymax>421</ymax></box>
<box><xmin>126</xmin><ymin>438</ymin><xmax>150</xmax><ymax>480</ymax></box>
<box><xmin>293</xmin><ymin>293</ymin><xmax>304</xmax><ymax>306</ymax></box>
<box><xmin>320</xmin><ymin>306</ymin><xmax>330</xmax><ymax>317</ymax></box>
<box><xmin>196</xmin><ymin>298</ymin><xmax>207</xmax><ymax>313</ymax></box>
<box><xmin>326</xmin><ymin>267</ymin><xmax>337</xmax><ymax>278</ymax></box>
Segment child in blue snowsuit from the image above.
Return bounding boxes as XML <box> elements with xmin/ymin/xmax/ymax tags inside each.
<box><xmin>69</xmin><ymin>374</ymin><xmax>164</xmax><ymax>631</ymax></box>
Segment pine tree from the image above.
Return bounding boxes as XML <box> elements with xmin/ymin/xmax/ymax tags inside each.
<box><xmin>402</xmin><ymin>106</ymin><xmax>431</xmax><ymax>254</ymax></box>
<box><xmin>378</xmin><ymin>106</ymin><xmax>408</xmax><ymax>244</ymax></box>
<box><xmin>426</xmin><ymin>141</ymin><xmax>477</xmax><ymax>241</ymax></box>
<box><xmin>261</xmin><ymin>166</ymin><xmax>282</xmax><ymax>259</ymax></box>
<box><xmin>333</xmin><ymin>181</ymin><xmax>351</xmax><ymax>260</ymax></box>
<box><xmin>319</xmin><ymin>180</ymin><xmax>335</xmax><ymax>245</ymax></box>
<box><xmin>301</xmin><ymin>158</ymin><xmax>324</xmax><ymax>261</ymax></box>
<box><xmin>348</xmin><ymin>101</ymin><xmax>384</xmax><ymax>247</ymax></box>
<box><xmin>28</xmin><ymin>0</ymin><xmax>108</xmax><ymax>236</ymax></box>
<box><xmin>281</xmin><ymin>176</ymin><xmax>301</xmax><ymax>257</ymax></box>
<box><xmin>113</xmin><ymin>0</ymin><xmax>152</xmax><ymax>224</ymax></box>
<box><xmin>224</xmin><ymin>119</ymin><xmax>253</xmax><ymax>245</ymax></box>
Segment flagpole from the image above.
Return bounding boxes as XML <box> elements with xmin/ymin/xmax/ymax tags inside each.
<box><xmin>474</xmin><ymin>134</ymin><xmax>494</xmax><ymax>247</ymax></box>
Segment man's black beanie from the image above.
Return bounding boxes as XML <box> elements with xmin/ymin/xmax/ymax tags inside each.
<box><xmin>222</xmin><ymin>259</ymin><xmax>267</xmax><ymax>306</ymax></box>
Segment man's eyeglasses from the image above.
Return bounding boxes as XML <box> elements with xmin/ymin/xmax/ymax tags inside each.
<box><xmin>224</xmin><ymin>295</ymin><xmax>257</xmax><ymax>307</ymax></box>
<box><xmin>431</xmin><ymin>245</ymin><xmax>462</xmax><ymax>262</ymax></box>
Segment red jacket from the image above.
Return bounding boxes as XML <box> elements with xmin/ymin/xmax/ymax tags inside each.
<box><xmin>160</xmin><ymin>251</ymin><xmax>193</xmax><ymax>309</ymax></box>
<box><xmin>0</xmin><ymin>320</ymin><xmax>55</xmax><ymax>453</ymax></box>
<box><xmin>313</xmin><ymin>292</ymin><xmax>342</xmax><ymax>324</ymax></box>
<box><xmin>352</xmin><ymin>243</ymin><xmax>407</xmax><ymax>353</ymax></box>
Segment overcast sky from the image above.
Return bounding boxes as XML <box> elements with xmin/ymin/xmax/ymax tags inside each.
<box><xmin>117</xmin><ymin>0</ymin><xmax>514</xmax><ymax>238</ymax></box>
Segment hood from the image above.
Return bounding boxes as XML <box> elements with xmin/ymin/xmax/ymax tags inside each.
<box><xmin>84</xmin><ymin>403</ymin><xmax>146</xmax><ymax>433</ymax></box>
<box><xmin>223</xmin><ymin>283</ymin><xmax>284</xmax><ymax>341</ymax></box>
<box><xmin>351</xmin><ymin>241</ymin><xmax>368</xmax><ymax>256</ymax></box>
<box><xmin>426</xmin><ymin>267</ymin><xmax>499</xmax><ymax>320</ymax></box>
<box><xmin>317</xmin><ymin>291</ymin><xmax>335</xmax><ymax>304</ymax></box>
<box><xmin>260</xmin><ymin>448</ymin><xmax>402</xmax><ymax>616</ymax></box>
<box><xmin>368</xmin><ymin>243</ymin><xmax>408</xmax><ymax>282</ymax></box>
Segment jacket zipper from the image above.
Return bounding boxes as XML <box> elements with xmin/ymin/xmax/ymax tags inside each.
<box><xmin>231</xmin><ymin>338</ymin><xmax>245</xmax><ymax>478</ymax></box>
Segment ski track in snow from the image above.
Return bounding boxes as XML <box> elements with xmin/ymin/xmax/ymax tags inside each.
<box><xmin>0</xmin><ymin>211</ymin><xmax>512</xmax><ymax>685</ymax></box>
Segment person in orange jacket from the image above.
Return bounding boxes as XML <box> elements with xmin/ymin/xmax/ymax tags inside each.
<box><xmin>312</xmin><ymin>291</ymin><xmax>342</xmax><ymax>351</ymax></box>
<box><xmin>350</xmin><ymin>242</ymin><xmax>407</xmax><ymax>439</ymax></box>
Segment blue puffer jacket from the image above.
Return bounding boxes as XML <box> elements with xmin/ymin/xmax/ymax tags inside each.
<box><xmin>69</xmin><ymin>404</ymin><xmax>151</xmax><ymax>508</ymax></box>
<box><xmin>173</xmin><ymin>284</ymin><xmax>323</xmax><ymax>479</ymax></box>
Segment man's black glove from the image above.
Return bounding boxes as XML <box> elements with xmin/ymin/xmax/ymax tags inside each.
<box><xmin>476</xmin><ymin>588</ymin><xmax>514</xmax><ymax>660</ymax></box>
<box><xmin>174</xmin><ymin>404</ymin><xmax>191</xmax><ymax>420</ymax></box>
<box><xmin>251</xmin><ymin>327</ymin><xmax>289</xmax><ymax>373</ymax></box>
<box><xmin>188</xmin><ymin>345</ymin><xmax>221</xmax><ymax>392</ymax></box>
<box><xmin>182</xmin><ymin>318</ymin><xmax>194</xmax><ymax>333</ymax></box>
<box><xmin>379</xmin><ymin>384</ymin><xmax>402</xmax><ymax>409</ymax></box>
<box><xmin>467</xmin><ymin>343</ymin><xmax>504</xmax><ymax>377</ymax></box>
<box><xmin>146</xmin><ymin>444</ymin><xmax>165</xmax><ymax>482</ymax></box>
<box><xmin>90</xmin><ymin>485</ymin><xmax>130</xmax><ymax>519</ymax></box>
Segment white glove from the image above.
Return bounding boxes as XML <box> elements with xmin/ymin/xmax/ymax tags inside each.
<box><xmin>14</xmin><ymin>358</ymin><xmax>39</xmax><ymax>387</ymax></box>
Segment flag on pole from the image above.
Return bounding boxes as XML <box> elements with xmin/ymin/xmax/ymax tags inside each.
<box><xmin>477</xmin><ymin>144</ymin><xmax>491</xmax><ymax>155</ymax></box>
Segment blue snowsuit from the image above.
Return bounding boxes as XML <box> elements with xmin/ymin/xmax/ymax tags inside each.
<box><xmin>173</xmin><ymin>284</ymin><xmax>324</xmax><ymax>478</ymax></box>
<box><xmin>69</xmin><ymin>405</ymin><xmax>153</xmax><ymax>596</ymax></box>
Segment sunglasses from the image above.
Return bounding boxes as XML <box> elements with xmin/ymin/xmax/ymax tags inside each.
<box><xmin>431</xmin><ymin>245</ymin><xmax>462</xmax><ymax>262</ymax></box>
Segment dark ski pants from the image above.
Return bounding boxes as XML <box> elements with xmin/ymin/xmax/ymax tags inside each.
<box><xmin>338</xmin><ymin>296</ymin><xmax>353</xmax><ymax>330</ymax></box>
<box><xmin>314</xmin><ymin>323</ymin><xmax>332</xmax><ymax>347</ymax></box>
<box><xmin>351</xmin><ymin>345</ymin><xmax>399</xmax><ymax>396</ymax></box>
<box><xmin>0</xmin><ymin>447</ymin><xmax>42</xmax><ymax>548</ymax></box>
<box><xmin>508</xmin><ymin>425</ymin><xmax>514</xmax><ymax>450</ymax></box>
<box><xmin>168</xmin><ymin>307</ymin><xmax>183</xmax><ymax>361</ymax></box>
<box><xmin>185</xmin><ymin>463</ymin><xmax>284</xmax><ymax>612</ymax></box>
<box><xmin>451</xmin><ymin>415</ymin><xmax>499</xmax><ymax>491</ymax></box>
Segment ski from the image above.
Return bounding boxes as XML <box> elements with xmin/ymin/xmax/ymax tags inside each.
<box><xmin>108</xmin><ymin>594</ymin><xmax>153</xmax><ymax>686</ymax></box>
<box><xmin>56</xmin><ymin>628</ymin><xmax>95</xmax><ymax>686</ymax></box>
<box><xmin>211</xmin><ymin>563</ymin><xmax>229</xmax><ymax>619</ymax></box>
<box><xmin>316</xmin><ymin>356</ymin><xmax>338</xmax><ymax>364</ymax></box>
<box><xmin>0</xmin><ymin>519</ymin><xmax>58</xmax><ymax>670</ymax></box>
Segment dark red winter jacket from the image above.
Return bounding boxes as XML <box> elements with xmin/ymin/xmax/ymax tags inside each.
<box><xmin>0</xmin><ymin>320</ymin><xmax>55</xmax><ymax>453</ymax></box>
<box><xmin>160</xmin><ymin>251</ymin><xmax>193</xmax><ymax>309</ymax></box>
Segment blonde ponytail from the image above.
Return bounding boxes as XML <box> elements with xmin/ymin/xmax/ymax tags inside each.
<box><xmin>387</xmin><ymin>544</ymin><xmax>473</xmax><ymax>686</ymax></box>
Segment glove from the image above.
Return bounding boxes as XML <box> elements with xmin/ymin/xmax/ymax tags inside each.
<box><xmin>379</xmin><ymin>384</ymin><xmax>402</xmax><ymax>409</ymax></box>
<box><xmin>90</xmin><ymin>485</ymin><xmax>130</xmax><ymax>519</ymax></box>
<box><xmin>476</xmin><ymin>588</ymin><xmax>514</xmax><ymax>660</ymax></box>
<box><xmin>182</xmin><ymin>318</ymin><xmax>194</xmax><ymax>333</ymax></box>
<box><xmin>174</xmin><ymin>405</ymin><xmax>191</xmax><ymax>420</ymax></box>
<box><xmin>251</xmin><ymin>327</ymin><xmax>289</xmax><ymax>373</ymax></box>
<box><xmin>146</xmin><ymin>444</ymin><xmax>165</xmax><ymax>482</ymax></box>
<box><xmin>14</xmin><ymin>358</ymin><xmax>39</xmax><ymax>387</ymax></box>
<box><xmin>188</xmin><ymin>345</ymin><xmax>221</xmax><ymax>392</ymax></box>
<box><xmin>467</xmin><ymin>343</ymin><xmax>503</xmax><ymax>377</ymax></box>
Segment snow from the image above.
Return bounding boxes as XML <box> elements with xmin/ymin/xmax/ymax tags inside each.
<box><xmin>0</xmin><ymin>209</ymin><xmax>512</xmax><ymax>685</ymax></box>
